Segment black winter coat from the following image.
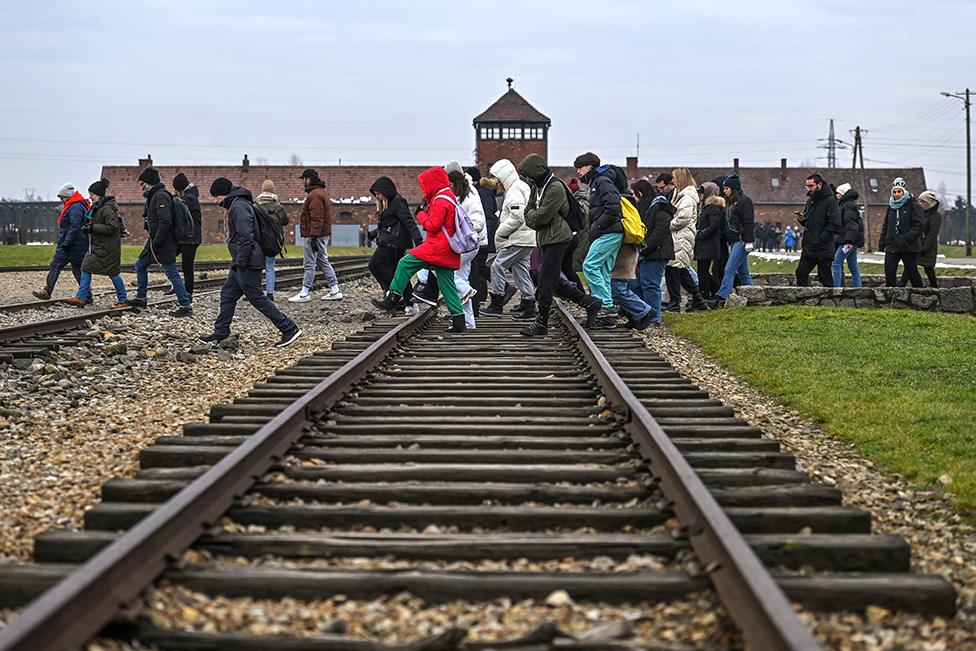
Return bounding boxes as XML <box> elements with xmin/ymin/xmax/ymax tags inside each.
<box><xmin>918</xmin><ymin>207</ymin><xmax>942</xmax><ymax>267</ymax></box>
<box><xmin>81</xmin><ymin>197</ymin><xmax>122</xmax><ymax>277</ymax></box>
<box><xmin>879</xmin><ymin>197</ymin><xmax>925</xmax><ymax>254</ymax></box>
<box><xmin>140</xmin><ymin>183</ymin><xmax>179</xmax><ymax>264</ymax></box>
<box><xmin>724</xmin><ymin>192</ymin><xmax>756</xmax><ymax>243</ymax></box>
<box><xmin>222</xmin><ymin>187</ymin><xmax>265</xmax><ymax>270</ymax></box>
<box><xmin>694</xmin><ymin>196</ymin><xmax>724</xmax><ymax>261</ymax></box>
<box><xmin>477</xmin><ymin>185</ymin><xmax>499</xmax><ymax>252</ymax></box>
<box><xmin>799</xmin><ymin>186</ymin><xmax>842</xmax><ymax>258</ymax></box>
<box><xmin>369</xmin><ymin>176</ymin><xmax>423</xmax><ymax>250</ymax></box>
<box><xmin>836</xmin><ymin>190</ymin><xmax>865</xmax><ymax>248</ymax></box>
<box><xmin>584</xmin><ymin>166</ymin><xmax>623</xmax><ymax>240</ymax></box>
<box><xmin>640</xmin><ymin>197</ymin><xmax>676</xmax><ymax>262</ymax></box>
<box><xmin>181</xmin><ymin>185</ymin><xmax>203</xmax><ymax>245</ymax></box>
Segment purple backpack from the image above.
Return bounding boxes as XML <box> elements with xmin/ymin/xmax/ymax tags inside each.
<box><xmin>436</xmin><ymin>194</ymin><xmax>480</xmax><ymax>254</ymax></box>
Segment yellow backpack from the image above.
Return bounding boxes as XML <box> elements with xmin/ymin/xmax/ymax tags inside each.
<box><xmin>621</xmin><ymin>197</ymin><xmax>646</xmax><ymax>245</ymax></box>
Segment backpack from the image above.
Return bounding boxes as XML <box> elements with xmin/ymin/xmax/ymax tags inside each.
<box><xmin>171</xmin><ymin>196</ymin><xmax>196</xmax><ymax>245</ymax></box>
<box><xmin>621</xmin><ymin>196</ymin><xmax>646</xmax><ymax>245</ymax></box>
<box><xmin>557</xmin><ymin>180</ymin><xmax>585</xmax><ymax>233</ymax></box>
<box><xmin>251</xmin><ymin>201</ymin><xmax>285</xmax><ymax>257</ymax></box>
<box><xmin>435</xmin><ymin>194</ymin><xmax>480</xmax><ymax>254</ymax></box>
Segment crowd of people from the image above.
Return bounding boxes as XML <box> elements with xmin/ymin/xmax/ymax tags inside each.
<box><xmin>34</xmin><ymin>156</ymin><xmax>946</xmax><ymax>342</ymax></box>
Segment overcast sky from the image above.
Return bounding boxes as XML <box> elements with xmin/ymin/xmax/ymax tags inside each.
<box><xmin>0</xmin><ymin>0</ymin><xmax>972</xmax><ymax>200</ymax></box>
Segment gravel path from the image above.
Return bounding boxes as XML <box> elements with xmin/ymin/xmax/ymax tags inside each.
<box><xmin>639</xmin><ymin>326</ymin><xmax>976</xmax><ymax>650</ymax></box>
<box><xmin>0</xmin><ymin>277</ymin><xmax>378</xmax><ymax>561</ymax></box>
<box><xmin>0</xmin><ymin>271</ymin><xmax>171</xmax><ymax>307</ymax></box>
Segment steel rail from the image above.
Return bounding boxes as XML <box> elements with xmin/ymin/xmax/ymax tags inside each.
<box><xmin>556</xmin><ymin>302</ymin><xmax>822</xmax><ymax>651</ymax></box>
<box><xmin>0</xmin><ymin>307</ymin><xmax>434</xmax><ymax>651</ymax></box>
<box><xmin>0</xmin><ymin>257</ymin><xmax>318</xmax><ymax>274</ymax></box>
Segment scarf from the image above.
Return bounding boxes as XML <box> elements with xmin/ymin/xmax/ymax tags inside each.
<box><xmin>889</xmin><ymin>193</ymin><xmax>910</xmax><ymax>210</ymax></box>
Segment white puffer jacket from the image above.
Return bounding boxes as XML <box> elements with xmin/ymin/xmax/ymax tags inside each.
<box><xmin>460</xmin><ymin>173</ymin><xmax>488</xmax><ymax>247</ymax></box>
<box><xmin>668</xmin><ymin>185</ymin><xmax>700</xmax><ymax>269</ymax></box>
<box><xmin>490</xmin><ymin>159</ymin><xmax>535</xmax><ymax>249</ymax></box>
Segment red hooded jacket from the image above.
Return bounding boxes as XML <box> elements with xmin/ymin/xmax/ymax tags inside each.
<box><xmin>409</xmin><ymin>167</ymin><xmax>460</xmax><ymax>270</ymax></box>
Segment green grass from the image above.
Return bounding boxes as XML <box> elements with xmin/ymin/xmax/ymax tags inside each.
<box><xmin>666</xmin><ymin>307</ymin><xmax>976</xmax><ymax>512</ymax></box>
<box><xmin>939</xmin><ymin>245</ymin><xmax>971</xmax><ymax>258</ymax></box>
<box><xmin>0</xmin><ymin>245</ymin><xmax>372</xmax><ymax>266</ymax></box>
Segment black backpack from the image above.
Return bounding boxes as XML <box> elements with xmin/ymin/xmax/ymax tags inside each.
<box><xmin>171</xmin><ymin>196</ymin><xmax>196</xmax><ymax>245</ymax></box>
<box><xmin>558</xmin><ymin>180</ymin><xmax>585</xmax><ymax>233</ymax></box>
<box><xmin>252</xmin><ymin>202</ymin><xmax>285</xmax><ymax>257</ymax></box>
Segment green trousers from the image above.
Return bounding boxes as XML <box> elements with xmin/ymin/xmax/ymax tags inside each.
<box><xmin>391</xmin><ymin>253</ymin><xmax>463</xmax><ymax>316</ymax></box>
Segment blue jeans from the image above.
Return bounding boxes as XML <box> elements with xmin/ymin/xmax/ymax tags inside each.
<box><xmin>612</xmin><ymin>279</ymin><xmax>652</xmax><ymax>321</ymax></box>
<box><xmin>717</xmin><ymin>241</ymin><xmax>752</xmax><ymax>298</ymax></box>
<box><xmin>638</xmin><ymin>260</ymin><xmax>667</xmax><ymax>325</ymax></box>
<box><xmin>134</xmin><ymin>255</ymin><xmax>191</xmax><ymax>308</ymax></box>
<box><xmin>583</xmin><ymin>233</ymin><xmax>623</xmax><ymax>308</ymax></box>
<box><xmin>265</xmin><ymin>257</ymin><xmax>276</xmax><ymax>294</ymax></box>
<box><xmin>76</xmin><ymin>272</ymin><xmax>127</xmax><ymax>302</ymax></box>
<box><xmin>832</xmin><ymin>246</ymin><xmax>862</xmax><ymax>287</ymax></box>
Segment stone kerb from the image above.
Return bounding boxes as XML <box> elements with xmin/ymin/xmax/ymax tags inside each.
<box><xmin>727</xmin><ymin>285</ymin><xmax>976</xmax><ymax>315</ymax></box>
<box><xmin>750</xmin><ymin>274</ymin><xmax>974</xmax><ymax>289</ymax></box>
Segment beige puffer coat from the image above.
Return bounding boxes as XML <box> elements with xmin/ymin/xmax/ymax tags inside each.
<box><xmin>667</xmin><ymin>185</ymin><xmax>700</xmax><ymax>269</ymax></box>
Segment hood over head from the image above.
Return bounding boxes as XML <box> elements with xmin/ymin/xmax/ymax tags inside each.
<box><xmin>369</xmin><ymin>176</ymin><xmax>398</xmax><ymax>200</ymax></box>
<box><xmin>517</xmin><ymin>154</ymin><xmax>549</xmax><ymax>184</ymax></box>
<box><xmin>838</xmin><ymin>187</ymin><xmax>860</xmax><ymax>203</ymax></box>
<box><xmin>417</xmin><ymin>167</ymin><xmax>451</xmax><ymax>201</ymax></box>
<box><xmin>700</xmin><ymin>181</ymin><xmax>720</xmax><ymax>199</ymax></box>
<box><xmin>488</xmin><ymin>159</ymin><xmax>519</xmax><ymax>191</ymax></box>
<box><xmin>220</xmin><ymin>186</ymin><xmax>253</xmax><ymax>209</ymax></box>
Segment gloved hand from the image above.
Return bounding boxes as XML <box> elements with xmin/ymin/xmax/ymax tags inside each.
<box><xmin>744</xmin><ymin>242</ymin><xmax>754</xmax><ymax>252</ymax></box>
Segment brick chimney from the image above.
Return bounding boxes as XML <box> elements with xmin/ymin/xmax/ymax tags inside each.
<box><xmin>625</xmin><ymin>157</ymin><xmax>638</xmax><ymax>180</ymax></box>
<box><xmin>242</xmin><ymin>154</ymin><xmax>250</xmax><ymax>170</ymax></box>
<box><xmin>138</xmin><ymin>154</ymin><xmax>153</xmax><ymax>168</ymax></box>
<box><xmin>780</xmin><ymin>158</ymin><xmax>788</xmax><ymax>184</ymax></box>
<box><xmin>733</xmin><ymin>158</ymin><xmax>740</xmax><ymax>173</ymax></box>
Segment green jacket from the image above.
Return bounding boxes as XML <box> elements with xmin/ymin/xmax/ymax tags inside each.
<box><xmin>81</xmin><ymin>197</ymin><xmax>122</xmax><ymax>277</ymax></box>
<box><xmin>519</xmin><ymin>154</ymin><xmax>572</xmax><ymax>247</ymax></box>
<box><xmin>917</xmin><ymin>206</ymin><xmax>942</xmax><ymax>268</ymax></box>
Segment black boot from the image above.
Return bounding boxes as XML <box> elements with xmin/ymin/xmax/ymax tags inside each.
<box><xmin>414</xmin><ymin>282</ymin><xmax>439</xmax><ymax>306</ymax></box>
<box><xmin>687</xmin><ymin>292</ymin><xmax>709</xmax><ymax>312</ymax></box>
<box><xmin>663</xmin><ymin>298</ymin><xmax>681</xmax><ymax>313</ymax></box>
<box><xmin>508</xmin><ymin>298</ymin><xmax>527</xmax><ymax>314</ymax></box>
<box><xmin>371</xmin><ymin>290</ymin><xmax>402</xmax><ymax>311</ymax></box>
<box><xmin>481</xmin><ymin>293</ymin><xmax>504</xmax><ymax>317</ymax></box>
<box><xmin>501</xmin><ymin>283</ymin><xmax>518</xmax><ymax>307</ymax></box>
<box><xmin>448</xmin><ymin>314</ymin><xmax>467</xmax><ymax>333</ymax></box>
<box><xmin>520</xmin><ymin>308</ymin><xmax>549</xmax><ymax>337</ymax></box>
<box><xmin>581</xmin><ymin>295</ymin><xmax>602</xmax><ymax>328</ymax></box>
<box><xmin>512</xmin><ymin>298</ymin><xmax>536</xmax><ymax>321</ymax></box>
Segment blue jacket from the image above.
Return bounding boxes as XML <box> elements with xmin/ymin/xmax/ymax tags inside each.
<box><xmin>57</xmin><ymin>194</ymin><xmax>90</xmax><ymax>262</ymax></box>
<box><xmin>222</xmin><ymin>186</ymin><xmax>265</xmax><ymax>270</ymax></box>
<box><xmin>583</xmin><ymin>165</ymin><xmax>624</xmax><ymax>240</ymax></box>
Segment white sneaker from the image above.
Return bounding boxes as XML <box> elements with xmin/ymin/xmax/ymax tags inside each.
<box><xmin>403</xmin><ymin>304</ymin><xmax>419</xmax><ymax>316</ymax></box>
<box><xmin>322</xmin><ymin>288</ymin><xmax>343</xmax><ymax>301</ymax></box>
<box><xmin>288</xmin><ymin>292</ymin><xmax>311</xmax><ymax>303</ymax></box>
<box><xmin>460</xmin><ymin>287</ymin><xmax>477</xmax><ymax>305</ymax></box>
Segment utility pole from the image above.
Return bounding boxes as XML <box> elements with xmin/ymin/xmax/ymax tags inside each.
<box><xmin>818</xmin><ymin>119</ymin><xmax>843</xmax><ymax>168</ymax></box>
<box><xmin>942</xmin><ymin>89</ymin><xmax>972</xmax><ymax>256</ymax></box>
<box><xmin>852</xmin><ymin>126</ymin><xmax>872</xmax><ymax>251</ymax></box>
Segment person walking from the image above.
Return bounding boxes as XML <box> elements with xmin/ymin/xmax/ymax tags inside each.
<box><xmin>445</xmin><ymin>161</ymin><xmax>486</xmax><ymax>329</ymax></box>
<box><xmin>125</xmin><ymin>167</ymin><xmax>193</xmax><ymax>316</ymax></box>
<box><xmin>64</xmin><ymin>179</ymin><xmax>127</xmax><ymax>308</ymax></box>
<box><xmin>694</xmin><ymin>182</ymin><xmax>724</xmax><ymax>299</ymax></box>
<box><xmin>289</xmin><ymin>168</ymin><xmax>342</xmax><ymax>302</ymax></box>
<box><xmin>254</xmin><ymin>180</ymin><xmax>289</xmax><ymax>301</ymax></box>
<box><xmin>32</xmin><ymin>183</ymin><xmax>90</xmax><ymax>300</ymax></box>
<box><xmin>709</xmin><ymin>173</ymin><xmax>755</xmax><ymax>307</ymax></box>
<box><xmin>832</xmin><ymin>182</ymin><xmax>865</xmax><ymax>287</ymax></box>
<box><xmin>879</xmin><ymin>177</ymin><xmax>925</xmax><ymax>287</ymax></box>
<box><xmin>574</xmin><ymin>152</ymin><xmax>624</xmax><ymax>327</ymax></box>
<box><xmin>371</xmin><ymin>167</ymin><xmax>466</xmax><ymax>333</ymax></box>
<box><xmin>199</xmin><ymin>178</ymin><xmax>302</xmax><ymax>347</ymax></box>
<box><xmin>664</xmin><ymin>168</ymin><xmax>708</xmax><ymax>311</ymax></box>
<box><xmin>909</xmin><ymin>190</ymin><xmax>942</xmax><ymax>287</ymax></box>
<box><xmin>481</xmin><ymin>159</ymin><xmax>535</xmax><ymax>320</ymax></box>
<box><xmin>795</xmin><ymin>173</ymin><xmax>842</xmax><ymax>287</ymax></box>
<box><xmin>784</xmin><ymin>225</ymin><xmax>797</xmax><ymax>252</ymax></box>
<box><xmin>171</xmin><ymin>172</ymin><xmax>202</xmax><ymax>296</ymax></box>
<box><xmin>633</xmin><ymin>179</ymin><xmax>674</xmax><ymax>327</ymax></box>
<box><xmin>367</xmin><ymin>175</ymin><xmax>423</xmax><ymax>309</ymax></box>
<box><xmin>466</xmin><ymin>166</ymin><xmax>497</xmax><ymax>315</ymax></box>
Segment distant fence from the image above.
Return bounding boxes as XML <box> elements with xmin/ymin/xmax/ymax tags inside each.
<box><xmin>0</xmin><ymin>202</ymin><xmax>61</xmax><ymax>244</ymax></box>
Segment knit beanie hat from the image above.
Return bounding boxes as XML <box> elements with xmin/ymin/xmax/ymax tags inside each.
<box><xmin>261</xmin><ymin>179</ymin><xmax>276</xmax><ymax>193</ymax></box>
<box><xmin>835</xmin><ymin>182</ymin><xmax>852</xmax><ymax>196</ymax></box>
<box><xmin>891</xmin><ymin>177</ymin><xmax>908</xmax><ymax>194</ymax></box>
<box><xmin>444</xmin><ymin>160</ymin><xmax>464</xmax><ymax>176</ymax></box>
<box><xmin>723</xmin><ymin>173</ymin><xmax>742</xmax><ymax>191</ymax></box>
<box><xmin>573</xmin><ymin>152</ymin><xmax>600</xmax><ymax>169</ymax></box>
<box><xmin>138</xmin><ymin>167</ymin><xmax>160</xmax><ymax>185</ymax></box>
<box><xmin>172</xmin><ymin>173</ymin><xmax>189</xmax><ymax>192</ymax></box>
<box><xmin>918</xmin><ymin>190</ymin><xmax>939</xmax><ymax>210</ymax></box>
<box><xmin>88</xmin><ymin>178</ymin><xmax>110</xmax><ymax>198</ymax></box>
<box><xmin>56</xmin><ymin>183</ymin><xmax>76</xmax><ymax>198</ymax></box>
<box><xmin>465</xmin><ymin>167</ymin><xmax>482</xmax><ymax>183</ymax></box>
<box><xmin>210</xmin><ymin>177</ymin><xmax>233</xmax><ymax>197</ymax></box>
<box><xmin>299</xmin><ymin>168</ymin><xmax>319</xmax><ymax>181</ymax></box>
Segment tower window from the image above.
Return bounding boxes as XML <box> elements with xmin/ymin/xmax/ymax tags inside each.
<box><xmin>479</xmin><ymin>126</ymin><xmax>500</xmax><ymax>140</ymax></box>
<box><xmin>501</xmin><ymin>124</ymin><xmax>522</xmax><ymax>139</ymax></box>
<box><xmin>525</xmin><ymin>126</ymin><xmax>544</xmax><ymax>139</ymax></box>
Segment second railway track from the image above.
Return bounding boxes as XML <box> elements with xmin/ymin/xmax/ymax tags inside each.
<box><xmin>0</xmin><ymin>304</ymin><xmax>957</xmax><ymax>650</ymax></box>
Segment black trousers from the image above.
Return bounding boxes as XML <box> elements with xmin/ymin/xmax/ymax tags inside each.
<box><xmin>901</xmin><ymin>264</ymin><xmax>938</xmax><ymax>287</ymax></box>
<box><xmin>177</xmin><ymin>243</ymin><xmax>199</xmax><ymax>294</ymax></box>
<box><xmin>369</xmin><ymin>245</ymin><xmax>413</xmax><ymax>299</ymax></box>
<box><xmin>664</xmin><ymin>266</ymin><xmax>699</xmax><ymax>304</ymax></box>
<box><xmin>696</xmin><ymin>259</ymin><xmax>722</xmax><ymax>298</ymax></box>
<box><xmin>536</xmin><ymin>240</ymin><xmax>586</xmax><ymax>322</ymax></box>
<box><xmin>213</xmin><ymin>267</ymin><xmax>295</xmax><ymax>337</ymax></box>
<box><xmin>471</xmin><ymin>247</ymin><xmax>489</xmax><ymax>303</ymax></box>
<box><xmin>886</xmin><ymin>252</ymin><xmax>922</xmax><ymax>287</ymax></box>
<box><xmin>795</xmin><ymin>254</ymin><xmax>834</xmax><ymax>287</ymax></box>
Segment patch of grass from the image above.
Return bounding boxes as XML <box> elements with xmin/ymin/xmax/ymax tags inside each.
<box><xmin>747</xmin><ymin>256</ymin><xmax>975</xmax><ymax>277</ymax></box>
<box><xmin>666</xmin><ymin>306</ymin><xmax>976</xmax><ymax>512</ymax></box>
<box><xmin>0</xmin><ymin>245</ymin><xmax>372</xmax><ymax>267</ymax></box>
<box><xmin>939</xmin><ymin>245</ymin><xmax>971</xmax><ymax>258</ymax></box>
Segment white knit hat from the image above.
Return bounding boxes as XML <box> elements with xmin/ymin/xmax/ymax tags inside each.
<box><xmin>56</xmin><ymin>183</ymin><xmax>76</xmax><ymax>198</ymax></box>
<box><xmin>834</xmin><ymin>183</ymin><xmax>852</xmax><ymax>196</ymax></box>
<box><xmin>918</xmin><ymin>190</ymin><xmax>939</xmax><ymax>209</ymax></box>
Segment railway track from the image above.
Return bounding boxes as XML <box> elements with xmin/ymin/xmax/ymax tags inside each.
<box><xmin>0</xmin><ymin>305</ymin><xmax>956</xmax><ymax>650</ymax></box>
<box><xmin>0</xmin><ymin>257</ymin><xmax>309</xmax><ymax>274</ymax></box>
<box><xmin>0</xmin><ymin>258</ymin><xmax>371</xmax><ymax>361</ymax></box>
<box><xmin>0</xmin><ymin>256</ymin><xmax>369</xmax><ymax>314</ymax></box>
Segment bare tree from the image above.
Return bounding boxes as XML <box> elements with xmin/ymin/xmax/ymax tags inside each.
<box><xmin>288</xmin><ymin>153</ymin><xmax>303</xmax><ymax>166</ymax></box>
<box><xmin>936</xmin><ymin>181</ymin><xmax>948</xmax><ymax>210</ymax></box>
<box><xmin>254</xmin><ymin>155</ymin><xmax>269</xmax><ymax>165</ymax></box>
